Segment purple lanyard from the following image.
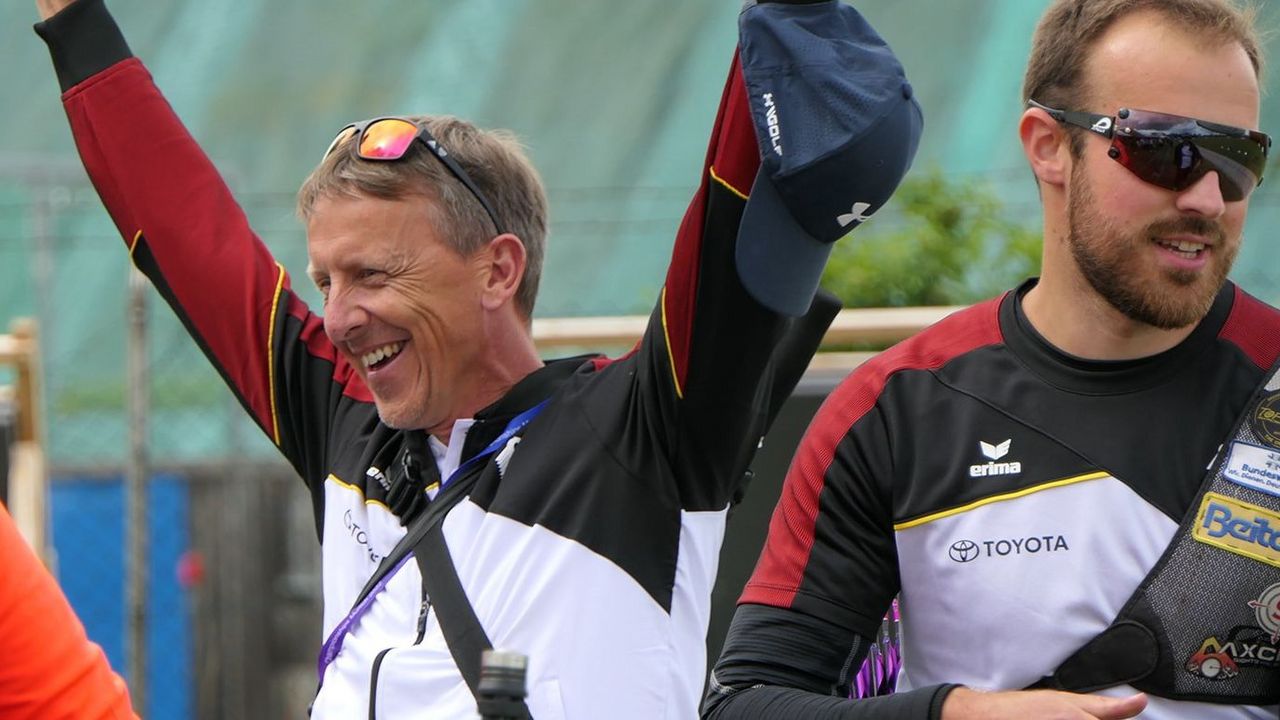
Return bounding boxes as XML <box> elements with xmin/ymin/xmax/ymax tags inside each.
<box><xmin>315</xmin><ymin>400</ymin><xmax>548</xmax><ymax>684</ymax></box>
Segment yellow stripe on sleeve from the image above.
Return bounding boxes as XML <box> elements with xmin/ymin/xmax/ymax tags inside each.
<box><xmin>326</xmin><ymin>474</ymin><xmax>393</xmax><ymax>513</ymax></box>
<box><xmin>660</xmin><ymin>286</ymin><xmax>684</xmax><ymax>399</ymax></box>
<box><xmin>266</xmin><ymin>262</ymin><xmax>287</xmax><ymax>446</ymax></box>
<box><xmin>709</xmin><ymin>165</ymin><xmax>749</xmax><ymax>200</ymax></box>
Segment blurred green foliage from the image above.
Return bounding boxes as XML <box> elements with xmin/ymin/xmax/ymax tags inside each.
<box><xmin>821</xmin><ymin>170</ymin><xmax>1042</xmax><ymax>308</ymax></box>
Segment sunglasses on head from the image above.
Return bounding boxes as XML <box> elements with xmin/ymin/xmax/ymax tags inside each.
<box><xmin>323</xmin><ymin>117</ymin><xmax>505</xmax><ymax>234</ymax></box>
<box><xmin>1028</xmin><ymin>99</ymin><xmax>1271</xmax><ymax>202</ymax></box>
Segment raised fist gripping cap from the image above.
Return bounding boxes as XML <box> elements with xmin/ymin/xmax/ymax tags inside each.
<box><xmin>736</xmin><ymin>0</ymin><xmax>923</xmax><ymax>316</ymax></box>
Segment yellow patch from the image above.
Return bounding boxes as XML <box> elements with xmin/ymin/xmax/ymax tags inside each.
<box><xmin>1193</xmin><ymin>492</ymin><xmax>1280</xmax><ymax>568</ymax></box>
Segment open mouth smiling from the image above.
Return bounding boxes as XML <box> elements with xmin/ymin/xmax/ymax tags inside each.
<box><xmin>361</xmin><ymin>341</ymin><xmax>404</xmax><ymax>371</ymax></box>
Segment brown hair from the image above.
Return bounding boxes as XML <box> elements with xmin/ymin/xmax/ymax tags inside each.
<box><xmin>297</xmin><ymin>115</ymin><xmax>549</xmax><ymax>318</ymax></box>
<box><xmin>1024</xmin><ymin>0</ymin><xmax>1263</xmax><ymax>153</ymax></box>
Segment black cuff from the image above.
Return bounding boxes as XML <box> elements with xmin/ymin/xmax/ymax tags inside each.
<box><xmin>33</xmin><ymin>0</ymin><xmax>133</xmax><ymax>93</ymax></box>
<box><xmin>927</xmin><ymin>684</ymin><xmax>961</xmax><ymax>720</ymax></box>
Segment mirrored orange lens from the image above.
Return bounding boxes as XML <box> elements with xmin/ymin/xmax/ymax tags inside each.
<box><xmin>358</xmin><ymin>119</ymin><xmax>419</xmax><ymax>160</ymax></box>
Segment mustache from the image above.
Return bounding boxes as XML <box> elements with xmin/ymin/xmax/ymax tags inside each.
<box><xmin>1146</xmin><ymin>216</ymin><xmax>1226</xmax><ymax>245</ymax></box>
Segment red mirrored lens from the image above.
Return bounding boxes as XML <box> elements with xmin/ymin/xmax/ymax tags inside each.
<box><xmin>358</xmin><ymin>119</ymin><xmax>420</xmax><ymax>160</ymax></box>
<box><xmin>1111</xmin><ymin>109</ymin><xmax>1268</xmax><ymax>201</ymax></box>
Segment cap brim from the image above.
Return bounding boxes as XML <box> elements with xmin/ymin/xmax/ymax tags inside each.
<box><xmin>735</xmin><ymin>168</ymin><xmax>836</xmax><ymax>317</ymax></box>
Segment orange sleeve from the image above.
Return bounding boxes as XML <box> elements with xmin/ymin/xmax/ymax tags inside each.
<box><xmin>0</xmin><ymin>503</ymin><xmax>137</xmax><ymax>719</ymax></box>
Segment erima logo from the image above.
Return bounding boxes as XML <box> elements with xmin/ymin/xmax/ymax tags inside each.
<box><xmin>1194</xmin><ymin>492</ymin><xmax>1280</xmax><ymax>567</ymax></box>
<box><xmin>981</xmin><ymin>440</ymin><xmax>1011</xmax><ymax>460</ymax></box>
<box><xmin>762</xmin><ymin>93</ymin><xmax>782</xmax><ymax>156</ymax></box>
<box><xmin>970</xmin><ymin>439</ymin><xmax>1021</xmax><ymax>477</ymax></box>
<box><xmin>837</xmin><ymin>202</ymin><xmax>873</xmax><ymax>228</ymax></box>
<box><xmin>494</xmin><ymin>436</ymin><xmax>521</xmax><ymax>478</ymax></box>
<box><xmin>1091</xmin><ymin>117</ymin><xmax>1113</xmax><ymax>134</ymax></box>
<box><xmin>366</xmin><ymin>465</ymin><xmax>391</xmax><ymax>492</ymax></box>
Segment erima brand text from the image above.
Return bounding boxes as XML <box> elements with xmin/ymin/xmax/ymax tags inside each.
<box><xmin>970</xmin><ymin>439</ymin><xmax>1021</xmax><ymax>477</ymax></box>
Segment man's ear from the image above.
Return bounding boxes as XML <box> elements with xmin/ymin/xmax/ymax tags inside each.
<box><xmin>480</xmin><ymin>233</ymin><xmax>527</xmax><ymax>311</ymax></box>
<box><xmin>1020</xmin><ymin>107</ymin><xmax>1071</xmax><ymax>189</ymax></box>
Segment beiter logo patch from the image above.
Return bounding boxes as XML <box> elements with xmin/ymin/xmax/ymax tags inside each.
<box><xmin>1251</xmin><ymin>392</ymin><xmax>1280</xmax><ymax>449</ymax></box>
<box><xmin>1193</xmin><ymin>492</ymin><xmax>1280</xmax><ymax>568</ymax></box>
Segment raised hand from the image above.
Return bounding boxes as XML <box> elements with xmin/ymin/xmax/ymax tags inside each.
<box><xmin>36</xmin><ymin>0</ymin><xmax>76</xmax><ymax>21</ymax></box>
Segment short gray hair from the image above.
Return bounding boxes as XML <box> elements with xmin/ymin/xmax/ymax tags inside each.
<box><xmin>297</xmin><ymin>115</ymin><xmax>549</xmax><ymax>318</ymax></box>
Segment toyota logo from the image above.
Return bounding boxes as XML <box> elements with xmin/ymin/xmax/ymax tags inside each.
<box><xmin>949</xmin><ymin>539</ymin><xmax>980</xmax><ymax>563</ymax></box>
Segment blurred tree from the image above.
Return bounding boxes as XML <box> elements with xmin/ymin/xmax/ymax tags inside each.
<box><xmin>821</xmin><ymin>169</ymin><xmax>1042</xmax><ymax>308</ymax></box>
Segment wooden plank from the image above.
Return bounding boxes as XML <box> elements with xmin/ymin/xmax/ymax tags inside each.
<box><xmin>532</xmin><ymin>306</ymin><xmax>963</xmax><ymax>352</ymax></box>
<box><xmin>822</xmin><ymin>306</ymin><xmax>962</xmax><ymax>346</ymax></box>
<box><xmin>0</xmin><ymin>335</ymin><xmax>32</xmax><ymax>365</ymax></box>
<box><xmin>0</xmin><ymin>318</ymin><xmax>46</xmax><ymax>559</ymax></box>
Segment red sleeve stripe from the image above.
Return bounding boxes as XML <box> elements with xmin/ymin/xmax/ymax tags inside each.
<box><xmin>741</xmin><ymin>297</ymin><xmax>1004</xmax><ymax>608</ymax></box>
<box><xmin>285</xmin><ymin>296</ymin><xmax>374</xmax><ymax>404</ymax></box>
<box><xmin>1219</xmin><ymin>285</ymin><xmax>1280</xmax><ymax>370</ymax></box>
<box><xmin>661</xmin><ymin>51</ymin><xmax>760</xmax><ymax>397</ymax></box>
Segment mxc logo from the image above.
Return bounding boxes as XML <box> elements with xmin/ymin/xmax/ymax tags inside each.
<box><xmin>970</xmin><ymin>439</ymin><xmax>1022</xmax><ymax>477</ymax></box>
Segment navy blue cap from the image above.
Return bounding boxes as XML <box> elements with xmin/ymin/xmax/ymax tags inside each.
<box><xmin>736</xmin><ymin>0</ymin><xmax>924</xmax><ymax>316</ymax></box>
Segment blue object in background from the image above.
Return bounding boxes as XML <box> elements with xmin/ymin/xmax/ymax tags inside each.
<box><xmin>50</xmin><ymin>474</ymin><xmax>192</xmax><ymax>720</ymax></box>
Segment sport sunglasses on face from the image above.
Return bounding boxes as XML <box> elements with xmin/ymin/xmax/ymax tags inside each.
<box><xmin>1028</xmin><ymin>99</ymin><xmax>1272</xmax><ymax>202</ymax></box>
<box><xmin>323</xmin><ymin>117</ymin><xmax>506</xmax><ymax>234</ymax></box>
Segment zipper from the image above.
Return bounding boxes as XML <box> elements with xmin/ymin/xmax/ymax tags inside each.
<box><xmin>366</xmin><ymin>598</ymin><xmax>433</xmax><ymax>719</ymax></box>
<box><xmin>367</xmin><ymin>648</ymin><xmax>392</xmax><ymax>720</ymax></box>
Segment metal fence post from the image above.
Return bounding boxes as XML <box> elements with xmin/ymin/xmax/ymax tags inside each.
<box><xmin>126</xmin><ymin>266</ymin><xmax>149</xmax><ymax>710</ymax></box>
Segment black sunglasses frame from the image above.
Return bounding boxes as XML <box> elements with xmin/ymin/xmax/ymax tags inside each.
<box><xmin>324</xmin><ymin>117</ymin><xmax>506</xmax><ymax>235</ymax></box>
<box><xmin>1027</xmin><ymin>99</ymin><xmax>1271</xmax><ymax>201</ymax></box>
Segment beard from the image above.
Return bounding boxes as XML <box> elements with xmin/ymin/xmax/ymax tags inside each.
<box><xmin>1066</xmin><ymin>166</ymin><xmax>1238</xmax><ymax>330</ymax></box>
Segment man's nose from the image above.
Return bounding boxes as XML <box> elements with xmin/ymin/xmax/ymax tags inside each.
<box><xmin>323</xmin><ymin>288</ymin><xmax>368</xmax><ymax>343</ymax></box>
<box><xmin>1175</xmin><ymin>171</ymin><xmax>1228</xmax><ymax>219</ymax></box>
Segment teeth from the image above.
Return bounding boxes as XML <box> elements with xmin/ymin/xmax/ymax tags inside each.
<box><xmin>1159</xmin><ymin>239</ymin><xmax>1206</xmax><ymax>253</ymax></box>
<box><xmin>361</xmin><ymin>342</ymin><xmax>404</xmax><ymax>369</ymax></box>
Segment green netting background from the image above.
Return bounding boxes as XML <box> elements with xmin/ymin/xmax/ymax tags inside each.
<box><xmin>2</xmin><ymin>0</ymin><xmax>1280</xmax><ymax>464</ymax></box>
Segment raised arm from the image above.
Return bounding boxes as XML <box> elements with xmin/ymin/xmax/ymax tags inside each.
<box><xmin>34</xmin><ymin>0</ymin><xmax>353</xmax><ymax>488</ymax></box>
<box><xmin>35</xmin><ymin>0</ymin><xmax>71</xmax><ymax>21</ymax></box>
<box><xmin>632</xmin><ymin>0</ymin><xmax>923</xmax><ymax>512</ymax></box>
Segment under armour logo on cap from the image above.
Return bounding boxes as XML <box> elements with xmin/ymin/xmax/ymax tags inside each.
<box><xmin>837</xmin><ymin>202</ymin><xmax>873</xmax><ymax>228</ymax></box>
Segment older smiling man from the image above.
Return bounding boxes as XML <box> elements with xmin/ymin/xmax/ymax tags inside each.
<box><xmin>33</xmin><ymin>0</ymin><xmax>921</xmax><ymax>716</ymax></box>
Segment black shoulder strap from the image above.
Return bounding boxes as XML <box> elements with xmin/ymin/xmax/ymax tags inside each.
<box><xmin>347</xmin><ymin>459</ymin><xmax>477</xmax><ymax>610</ymax></box>
<box><xmin>413</xmin><ymin>521</ymin><xmax>532</xmax><ymax>719</ymax></box>
<box><xmin>1032</xmin><ymin>352</ymin><xmax>1280</xmax><ymax>704</ymax></box>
